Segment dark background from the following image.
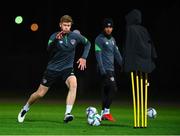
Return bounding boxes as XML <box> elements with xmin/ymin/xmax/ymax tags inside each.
<box><xmin>0</xmin><ymin>0</ymin><xmax>179</xmax><ymax>102</ymax></box>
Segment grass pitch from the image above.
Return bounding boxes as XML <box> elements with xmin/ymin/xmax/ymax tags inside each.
<box><xmin>0</xmin><ymin>100</ymin><xmax>180</xmax><ymax>135</ymax></box>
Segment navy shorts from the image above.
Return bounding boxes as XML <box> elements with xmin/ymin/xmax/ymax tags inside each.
<box><xmin>40</xmin><ymin>68</ymin><xmax>75</xmax><ymax>87</ymax></box>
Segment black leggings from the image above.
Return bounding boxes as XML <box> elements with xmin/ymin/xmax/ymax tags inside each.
<box><xmin>101</xmin><ymin>71</ymin><xmax>117</xmax><ymax>110</ymax></box>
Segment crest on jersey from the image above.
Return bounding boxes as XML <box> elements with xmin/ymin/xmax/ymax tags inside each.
<box><xmin>70</xmin><ymin>39</ymin><xmax>76</xmax><ymax>45</ymax></box>
<box><xmin>105</xmin><ymin>41</ymin><xmax>109</xmax><ymax>45</ymax></box>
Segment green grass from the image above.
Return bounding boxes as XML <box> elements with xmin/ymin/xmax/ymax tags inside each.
<box><xmin>0</xmin><ymin>100</ymin><xmax>180</xmax><ymax>135</ymax></box>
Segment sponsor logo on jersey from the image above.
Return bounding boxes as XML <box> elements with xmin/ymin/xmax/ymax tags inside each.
<box><xmin>59</xmin><ymin>40</ymin><xmax>63</xmax><ymax>44</ymax></box>
<box><xmin>105</xmin><ymin>41</ymin><xmax>109</xmax><ymax>45</ymax></box>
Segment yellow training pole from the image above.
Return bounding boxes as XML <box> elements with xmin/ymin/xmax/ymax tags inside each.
<box><xmin>131</xmin><ymin>72</ymin><xmax>136</xmax><ymax>128</ymax></box>
<box><xmin>140</xmin><ymin>72</ymin><xmax>144</xmax><ymax>127</ymax></box>
<box><xmin>136</xmin><ymin>71</ymin><xmax>140</xmax><ymax>127</ymax></box>
<box><xmin>145</xmin><ymin>73</ymin><xmax>148</xmax><ymax>127</ymax></box>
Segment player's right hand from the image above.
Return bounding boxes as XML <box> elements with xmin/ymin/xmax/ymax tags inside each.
<box><xmin>56</xmin><ymin>31</ymin><xmax>65</xmax><ymax>39</ymax></box>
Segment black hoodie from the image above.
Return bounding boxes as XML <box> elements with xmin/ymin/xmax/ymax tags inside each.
<box><xmin>123</xmin><ymin>9</ymin><xmax>157</xmax><ymax>73</ymax></box>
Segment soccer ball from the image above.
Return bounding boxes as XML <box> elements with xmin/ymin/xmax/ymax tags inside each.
<box><xmin>147</xmin><ymin>107</ymin><xmax>157</xmax><ymax>119</ymax></box>
<box><xmin>86</xmin><ymin>106</ymin><xmax>97</xmax><ymax>117</ymax></box>
<box><xmin>87</xmin><ymin>113</ymin><xmax>101</xmax><ymax>126</ymax></box>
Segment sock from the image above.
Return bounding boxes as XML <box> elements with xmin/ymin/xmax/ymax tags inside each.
<box><xmin>65</xmin><ymin>105</ymin><xmax>73</xmax><ymax>115</ymax></box>
<box><xmin>104</xmin><ymin>108</ymin><xmax>110</xmax><ymax>114</ymax></box>
<box><xmin>101</xmin><ymin>110</ymin><xmax>104</xmax><ymax>117</ymax></box>
<box><xmin>23</xmin><ymin>103</ymin><xmax>30</xmax><ymax>111</ymax></box>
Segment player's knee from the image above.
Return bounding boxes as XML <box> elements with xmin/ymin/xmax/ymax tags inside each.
<box><xmin>69</xmin><ymin>82</ymin><xmax>77</xmax><ymax>90</ymax></box>
<box><xmin>33</xmin><ymin>92</ymin><xmax>44</xmax><ymax>98</ymax></box>
<box><xmin>37</xmin><ymin>92</ymin><xmax>45</xmax><ymax>98</ymax></box>
<box><xmin>35</xmin><ymin>89</ymin><xmax>46</xmax><ymax>98</ymax></box>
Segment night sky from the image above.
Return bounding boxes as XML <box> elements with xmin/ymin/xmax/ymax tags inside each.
<box><xmin>0</xmin><ymin>0</ymin><xmax>179</xmax><ymax>101</ymax></box>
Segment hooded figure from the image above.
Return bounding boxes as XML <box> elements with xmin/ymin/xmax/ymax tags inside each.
<box><xmin>123</xmin><ymin>9</ymin><xmax>157</xmax><ymax>73</ymax></box>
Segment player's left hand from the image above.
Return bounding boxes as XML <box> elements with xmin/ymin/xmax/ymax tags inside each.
<box><xmin>77</xmin><ymin>58</ymin><xmax>86</xmax><ymax>70</ymax></box>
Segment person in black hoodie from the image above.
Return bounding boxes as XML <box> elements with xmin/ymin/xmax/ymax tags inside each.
<box><xmin>123</xmin><ymin>9</ymin><xmax>157</xmax><ymax>128</ymax></box>
<box><xmin>123</xmin><ymin>9</ymin><xmax>157</xmax><ymax>73</ymax></box>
